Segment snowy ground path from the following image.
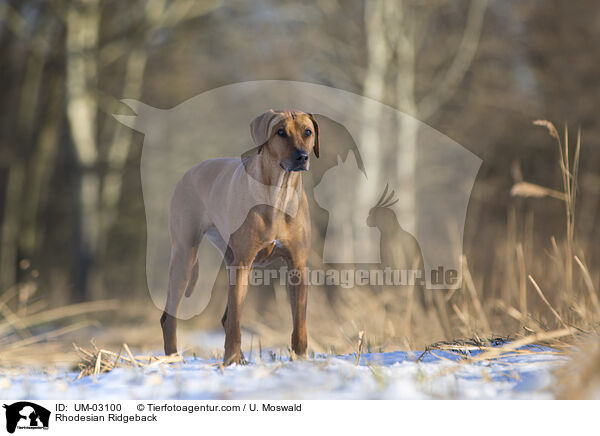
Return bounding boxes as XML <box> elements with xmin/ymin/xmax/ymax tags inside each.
<box><xmin>0</xmin><ymin>345</ymin><xmax>567</xmax><ymax>400</ymax></box>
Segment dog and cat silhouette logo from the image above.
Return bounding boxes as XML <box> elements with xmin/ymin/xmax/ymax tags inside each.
<box><xmin>3</xmin><ymin>402</ymin><xmax>50</xmax><ymax>433</ymax></box>
<box><xmin>114</xmin><ymin>81</ymin><xmax>482</xmax><ymax>317</ymax></box>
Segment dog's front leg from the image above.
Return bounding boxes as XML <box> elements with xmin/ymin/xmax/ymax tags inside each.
<box><xmin>287</xmin><ymin>261</ymin><xmax>308</xmax><ymax>357</ymax></box>
<box><xmin>223</xmin><ymin>265</ymin><xmax>250</xmax><ymax>365</ymax></box>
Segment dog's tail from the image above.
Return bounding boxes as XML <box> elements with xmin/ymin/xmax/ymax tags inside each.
<box><xmin>184</xmin><ymin>258</ymin><xmax>199</xmax><ymax>297</ymax></box>
<box><xmin>178</xmin><ymin>236</ymin><xmax>225</xmax><ymax>317</ymax></box>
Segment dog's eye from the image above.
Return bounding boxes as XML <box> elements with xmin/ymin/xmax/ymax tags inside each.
<box><xmin>277</xmin><ymin>129</ymin><xmax>287</xmax><ymax>137</ymax></box>
<box><xmin>304</xmin><ymin>129</ymin><xmax>312</xmax><ymax>136</ymax></box>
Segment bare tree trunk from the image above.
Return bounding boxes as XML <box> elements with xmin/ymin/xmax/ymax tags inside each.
<box><xmin>66</xmin><ymin>0</ymin><xmax>101</xmax><ymax>299</ymax></box>
<box><xmin>359</xmin><ymin>0</ymin><xmax>391</xmax><ymax>194</ymax></box>
<box><xmin>99</xmin><ymin>51</ymin><xmax>148</xmax><ymax>255</ymax></box>
<box><xmin>0</xmin><ymin>161</ymin><xmax>25</xmax><ymax>291</ymax></box>
<box><xmin>390</xmin><ymin>0</ymin><xmax>487</xmax><ymax>232</ymax></box>
<box><xmin>394</xmin><ymin>20</ymin><xmax>418</xmax><ymax>232</ymax></box>
<box><xmin>98</xmin><ymin>0</ymin><xmax>167</xmax><ymax>258</ymax></box>
<box><xmin>21</xmin><ymin>76</ymin><xmax>62</xmax><ymax>258</ymax></box>
<box><xmin>356</xmin><ymin>0</ymin><xmax>393</xmax><ymax>262</ymax></box>
<box><xmin>20</xmin><ymin>70</ymin><xmax>62</xmax><ymax>264</ymax></box>
<box><xmin>98</xmin><ymin>0</ymin><xmax>220</xmax><ymax>283</ymax></box>
<box><xmin>1</xmin><ymin>8</ymin><xmax>53</xmax><ymax>291</ymax></box>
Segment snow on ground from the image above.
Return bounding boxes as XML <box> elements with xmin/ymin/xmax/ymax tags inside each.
<box><xmin>0</xmin><ymin>345</ymin><xmax>568</xmax><ymax>400</ymax></box>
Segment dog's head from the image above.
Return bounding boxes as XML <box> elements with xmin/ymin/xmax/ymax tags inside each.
<box><xmin>250</xmin><ymin>109</ymin><xmax>320</xmax><ymax>172</ymax></box>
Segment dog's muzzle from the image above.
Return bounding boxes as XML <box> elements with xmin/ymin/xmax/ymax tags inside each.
<box><xmin>292</xmin><ymin>150</ymin><xmax>309</xmax><ymax>171</ymax></box>
<box><xmin>281</xmin><ymin>150</ymin><xmax>310</xmax><ymax>172</ymax></box>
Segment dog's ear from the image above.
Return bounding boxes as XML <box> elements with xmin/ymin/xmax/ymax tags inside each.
<box><xmin>308</xmin><ymin>113</ymin><xmax>320</xmax><ymax>158</ymax></box>
<box><xmin>250</xmin><ymin>109</ymin><xmax>280</xmax><ymax>152</ymax></box>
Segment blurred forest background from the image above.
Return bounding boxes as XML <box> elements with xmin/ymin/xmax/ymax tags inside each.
<box><xmin>1</xmin><ymin>0</ymin><xmax>600</xmax><ymax>360</ymax></box>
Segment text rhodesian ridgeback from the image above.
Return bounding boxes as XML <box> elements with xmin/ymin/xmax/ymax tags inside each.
<box><xmin>160</xmin><ymin>109</ymin><xmax>319</xmax><ymax>365</ymax></box>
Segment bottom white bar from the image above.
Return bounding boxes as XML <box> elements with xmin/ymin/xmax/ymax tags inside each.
<box><xmin>0</xmin><ymin>399</ymin><xmax>596</xmax><ymax>435</ymax></box>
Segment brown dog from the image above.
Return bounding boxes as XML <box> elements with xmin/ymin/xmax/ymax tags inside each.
<box><xmin>160</xmin><ymin>109</ymin><xmax>319</xmax><ymax>365</ymax></box>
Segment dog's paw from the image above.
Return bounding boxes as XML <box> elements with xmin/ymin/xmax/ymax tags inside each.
<box><xmin>289</xmin><ymin>349</ymin><xmax>308</xmax><ymax>362</ymax></box>
<box><xmin>223</xmin><ymin>350</ymin><xmax>249</xmax><ymax>366</ymax></box>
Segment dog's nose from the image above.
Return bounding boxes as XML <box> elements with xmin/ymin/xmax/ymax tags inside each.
<box><xmin>294</xmin><ymin>150</ymin><xmax>309</xmax><ymax>162</ymax></box>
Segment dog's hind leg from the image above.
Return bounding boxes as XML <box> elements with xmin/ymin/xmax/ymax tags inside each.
<box><xmin>161</xmin><ymin>243</ymin><xmax>198</xmax><ymax>355</ymax></box>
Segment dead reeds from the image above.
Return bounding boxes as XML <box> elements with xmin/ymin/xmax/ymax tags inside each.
<box><xmin>0</xmin><ymin>279</ymin><xmax>120</xmax><ymax>363</ymax></box>
<box><xmin>73</xmin><ymin>342</ymin><xmax>183</xmax><ymax>379</ymax></box>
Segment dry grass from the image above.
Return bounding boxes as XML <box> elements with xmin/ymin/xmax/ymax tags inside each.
<box><xmin>0</xmin><ymin>279</ymin><xmax>120</xmax><ymax>366</ymax></box>
<box><xmin>510</xmin><ymin>181</ymin><xmax>566</xmax><ymax>201</ymax></box>
<box><xmin>73</xmin><ymin>341</ymin><xmax>183</xmax><ymax>379</ymax></box>
<box><xmin>416</xmin><ymin>329</ymin><xmax>573</xmax><ymax>363</ymax></box>
<box><xmin>555</xmin><ymin>337</ymin><xmax>600</xmax><ymax>399</ymax></box>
